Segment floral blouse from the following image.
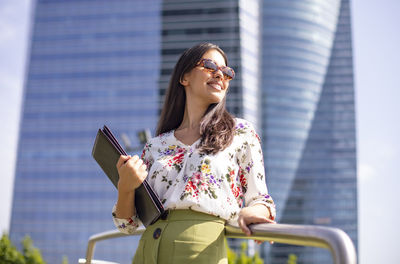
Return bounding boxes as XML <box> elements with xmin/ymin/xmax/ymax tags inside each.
<box><xmin>112</xmin><ymin>118</ymin><xmax>275</xmax><ymax>234</ymax></box>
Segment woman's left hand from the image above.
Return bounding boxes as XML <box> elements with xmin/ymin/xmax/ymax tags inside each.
<box><xmin>238</xmin><ymin>204</ymin><xmax>276</xmax><ymax>244</ymax></box>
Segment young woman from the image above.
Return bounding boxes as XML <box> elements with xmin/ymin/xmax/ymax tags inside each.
<box><xmin>112</xmin><ymin>42</ymin><xmax>276</xmax><ymax>263</ymax></box>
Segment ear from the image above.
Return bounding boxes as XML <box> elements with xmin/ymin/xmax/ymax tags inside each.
<box><xmin>180</xmin><ymin>73</ymin><xmax>190</xmax><ymax>86</ymax></box>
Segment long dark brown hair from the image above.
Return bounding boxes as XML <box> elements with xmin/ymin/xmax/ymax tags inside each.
<box><xmin>156</xmin><ymin>42</ymin><xmax>235</xmax><ymax>155</ymax></box>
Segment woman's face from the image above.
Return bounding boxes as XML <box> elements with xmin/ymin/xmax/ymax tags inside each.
<box><xmin>181</xmin><ymin>49</ymin><xmax>231</xmax><ymax>106</ymax></box>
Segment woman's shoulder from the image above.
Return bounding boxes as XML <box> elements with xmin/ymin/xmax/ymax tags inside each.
<box><xmin>141</xmin><ymin>130</ymin><xmax>174</xmax><ymax>159</ymax></box>
<box><xmin>234</xmin><ymin>118</ymin><xmax>257</xmax><ymax>133</ymax></box>
<box><xmin>145</xmin><ymin>130</ymin><xmax>174</xmax><ymax>148</ymax></box>
<box><xmin>233</xmin><ymin>118</ymin><xmax>261</xmax><ymax>142</ymax></box>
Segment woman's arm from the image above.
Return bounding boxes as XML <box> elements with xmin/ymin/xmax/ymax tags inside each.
<box><xmin>112</xmin><ymin>142</ymin><xmax>154</xmax><ymax>233</ymax></box>
<box><xmin>235</xmin><ymin>121</ymin><xmax>276</xmax><ymax>236</ymax></box>
<box><xmin>115</xmin><ymin>155</ymin><xmax>147</xmax><ymax>219</ymax></box>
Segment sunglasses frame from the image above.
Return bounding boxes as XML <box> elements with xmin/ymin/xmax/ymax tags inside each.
<box><xmin>197</xmin><ymin>58</ymin><xmax>235</xmax><ymax>80</ymax></box>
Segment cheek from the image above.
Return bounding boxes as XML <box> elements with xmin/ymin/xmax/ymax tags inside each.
<box><xmin>224</xmin><ymin>81</ymin><xmax>230</xmax><ymax>90</ymax></box>
<box><xmin>194</xmin><ymin>73</ymin><xmax>210</xmax><ymax>86</ymax></box>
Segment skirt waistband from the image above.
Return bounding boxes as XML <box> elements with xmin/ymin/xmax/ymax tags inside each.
<box><xmin>159</xmin><ymin>209</ymin><xmax>225</xmax><ymax>224</ymax></box>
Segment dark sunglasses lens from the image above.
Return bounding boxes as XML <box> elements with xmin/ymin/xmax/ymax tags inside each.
<box><xmin>203</xmin><ymin>60</ymin><xmax>218</xmax><ymax>71</ymax></box>
<box><xmin>222</xmin><ymin>67</ymin><xmax>234</xmax><ymax>80</ymax></box>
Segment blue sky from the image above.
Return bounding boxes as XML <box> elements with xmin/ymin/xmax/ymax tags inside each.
<box><xmin>0</xmin><ymin>1</ymin><xmax>399</xmax><ymax>263</ymax></box>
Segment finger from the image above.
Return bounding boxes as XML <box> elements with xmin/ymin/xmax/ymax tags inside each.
<box><xmin>238</xmin><ymin>217</ymin><xmax>251</xmax><ymax>236</ymax></box>
<box><xmin>139</xmin><ymin>163</ymin><xmax>147</xmax><ymax>171</ymax></box>
<box><xmin>135</xmin><ymin>158</ymin><xmax>144</xmax><ymax>167</ymax></box>
<box><xmin>122</xmin><ymin>155</ymin><xmax>132</xmax><ymax>165</ymax></box>
<box><xmin>240</xmin><ymin>223</ymin><xmax>251</xmax><ymax>236</ymax></box>
<box><xmin>246</xmin><ymin>215</ymin><xmax>272</xmax><ymax>224</ymax></box>
<box><xmin>141</xmin><ymin>170</ymin><xmax>148</xmax><ymax>180</ymax></box>
<box><xmin>130</xmin><ymin>155</ymin><xmax>139</xmax><ymax>162</ymax></box>
<box><xmin>139</xmin><ymin>166</ymin><xmax>148</xmax><ymax>177</ymax></box>
<box><xmin>116</xmin><ymin>155</ymin><xmax>127</xmax><ymax>168</ymax></box>
<box><xmin>264</xmin><ymin>218</ymin><xmax>276</xmax><ymax>223</ymax></box>
<box><xmin>132</xmin><ymin>159</ymin><xmax>143</xmax><ymax>171</ymax></box>
<box><xmin>116</xmin><ymin>155</ymin><xmax>130</xmax><ymax>169</ymax></box>
<box><xmin>258</xmin><ymin>215</ymin><xmax>277</xmax><ymax>223</ymax></box>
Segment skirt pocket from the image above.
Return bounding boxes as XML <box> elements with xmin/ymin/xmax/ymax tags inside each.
<box><xmin>172</xmin><ymin>240</ymin><xmax>217</xmax><ymax>264</ymax></box>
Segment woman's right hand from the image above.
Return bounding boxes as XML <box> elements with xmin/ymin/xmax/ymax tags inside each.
<box><xmin>116</xmin><ymin>155</ymin><xmax>148</xmax><ymax>193</ymax></box>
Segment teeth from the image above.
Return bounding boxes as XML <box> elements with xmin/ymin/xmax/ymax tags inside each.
<box><xmin>209</xmin><ymin>83</ymin><xmax>221</xmax><ymax>90</ymax></box>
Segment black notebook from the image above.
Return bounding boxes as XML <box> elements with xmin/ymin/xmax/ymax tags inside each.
<box><xmin>91</xmin><ymin>125</ymin><xmax>165</xmax><ymax>227</ymax></box>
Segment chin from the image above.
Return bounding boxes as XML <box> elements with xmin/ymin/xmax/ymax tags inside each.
<box><xmin>209</xmin><ymin>91</ymin><xmax>226</xmax><ymax>103</ymax></box>
<box><xmin>208</xmin><ymin>96</ymin><xmax>224</xmax><ymax>105</ymax></box>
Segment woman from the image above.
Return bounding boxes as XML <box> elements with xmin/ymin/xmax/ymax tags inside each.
<box><xmin>112</xmin><ymin>42</ymin><xmax>276</xmax><ymax>263</ymax></box>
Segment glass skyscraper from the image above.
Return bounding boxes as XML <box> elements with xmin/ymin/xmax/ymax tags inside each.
<box><xmin>10</xmin><ymin>0</ymin><xmax>357</xmax><ymax>263</ymax></box>
<box><xmin>262</xmin><ymin>0</ymin><xmax>357</xmax><ymax>263</ymax></box>
<box><xmin>10</xmin><ymin>0</ymin><xmax>161</xmax><ymax>263</ymax></box>
<box><xmin>159</xmin><ymin>0</ymin><xmax>262</xmax><ymax>130</ymax></box>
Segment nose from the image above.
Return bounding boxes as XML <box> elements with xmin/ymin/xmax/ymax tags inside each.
<box><xmin>213</xmin><ymin>68</ymin><xmax>224</xmax><ymax>79</ymax></box>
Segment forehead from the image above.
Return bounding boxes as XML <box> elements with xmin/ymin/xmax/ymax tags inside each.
<box><xmin>201</xmin><ymin>49</ymin><xmax>226</xmax><ymax>66</ymax></box>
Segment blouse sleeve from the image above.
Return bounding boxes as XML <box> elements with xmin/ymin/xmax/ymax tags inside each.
<box><xmin>112</xmin><ymin>204</ymin><xmax>141</xmax><ymax>234</ymax></box>
<box><xmin>141</xmin><ymin>141</ymin><xmax>155</xmax><ymax>170</ymax></box>
<box><xmin>238</xmin><ymin>122</ymin><xmax>276</xmax><ymax>220</ymax></box>
<box><xmin>111</xmin><ymin>142</ymin><xmax>154</xmax><ymax>233</ymax></box>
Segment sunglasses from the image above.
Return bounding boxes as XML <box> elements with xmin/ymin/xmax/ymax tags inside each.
<box><xmin>197</xmin><ymin>59</ymin><xmax>235</xmax><ymax>80</ymax></box>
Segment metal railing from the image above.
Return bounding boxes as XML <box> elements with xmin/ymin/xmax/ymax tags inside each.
<box><xmin>79</xmin><ymin>223</ymin><xmax>357</xmax><ymax>264</ymax></box>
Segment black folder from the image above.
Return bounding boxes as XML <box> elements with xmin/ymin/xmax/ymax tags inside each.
<box><xmin>92</xmin><ymin>125</ymin><xmax>165</xmax><ymax>227</ymax></box>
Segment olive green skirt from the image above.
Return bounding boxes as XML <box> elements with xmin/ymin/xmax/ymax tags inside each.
<box><xmin>132</xmin><ymin>209</ymin><xmax>227</xmax><ymax>264</ymax></box>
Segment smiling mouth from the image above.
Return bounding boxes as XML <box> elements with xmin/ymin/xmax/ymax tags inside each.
<box><xmin>208</xmin><ymin>83</ymin><xmax>223</xmax><ymax>91</ymax></box>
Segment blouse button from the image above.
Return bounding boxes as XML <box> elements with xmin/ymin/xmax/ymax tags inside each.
<box><xmin>153</xmin><ymin>228</ymin><xmax>162</xmax><ymax>239</ymax></box>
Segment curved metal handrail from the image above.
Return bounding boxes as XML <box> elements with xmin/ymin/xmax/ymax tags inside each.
<box><xmin>226</xmin><ymin>223</ymin><xmax>357</xmax><ymax>264</ymax></box>
<box><xmin>80</xmin><ymin>223</ymin><xmax>357</xmax><ymax>264</ymax></box>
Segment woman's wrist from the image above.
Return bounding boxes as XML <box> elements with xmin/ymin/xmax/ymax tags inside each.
<box><xmin>117</xmin><ymin>188</ymin><xmax>135</xmax><ymax>195</ymax></box>
<box><xmin>115</xmin><ymin>189</ymin><xmax>135</xmax><ymax>219</ymax></box>
<box><xmin>117</xmin><ymin>188</ymin><xmax>135</xmax><ymax>201</ymax></box>
<box><xmin>257</xmin><ymin>203</ymin><xmax>275</xmax><ymax>220</ymax></box>
<box><xmin>250</xmin><ymin>203</ymin><xmax>274</xmax><ymax>220</ymax></box>
<box><xmin>117</xmin><ymin>180</ymin><xmax>137</xmax><ymax>194</ymax></box>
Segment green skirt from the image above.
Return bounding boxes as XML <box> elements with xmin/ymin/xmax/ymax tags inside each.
<box><xmin>132</xmin><ymin>209</ymin><xmax>227</xmax><ymax>264</ymax></box>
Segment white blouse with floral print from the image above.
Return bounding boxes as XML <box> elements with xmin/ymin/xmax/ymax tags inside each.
<box><xmin>112</xmin><ymin>118</ymin><xmax>275</xmax><ymax>234</ymax></box>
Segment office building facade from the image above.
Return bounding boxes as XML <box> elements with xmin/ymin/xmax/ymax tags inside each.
<box><xmin>159</xmin><ymin>0</ymin><xmax>262</xmax><ymax>128</ymax></box>
<box><xmin>261</xmin><ymin>0</ymin><xmax>357</xmax><ymax>263</ymax></box>
<box><xmin>10</xmin><ymin>0</ymin><xmax>161</xmax><ymax>263</ymax></box>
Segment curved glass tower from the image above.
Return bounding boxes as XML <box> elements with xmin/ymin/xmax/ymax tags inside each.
<box><xmin>261</xmin><ymin>0</ymin><xmax>357</xmax><ymax>263</ymax></box>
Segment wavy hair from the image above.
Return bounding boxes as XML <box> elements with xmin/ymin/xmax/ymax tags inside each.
<box><xmin>156</xmin><ymin>42</ymin><xmax>235</xmax><ymax>155</ymax></box>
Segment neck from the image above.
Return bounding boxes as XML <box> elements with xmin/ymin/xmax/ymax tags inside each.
<box><xmin>178</xmin><ymin>97</ymin><xmax>209</xmax><ymax>131</ymax></box>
